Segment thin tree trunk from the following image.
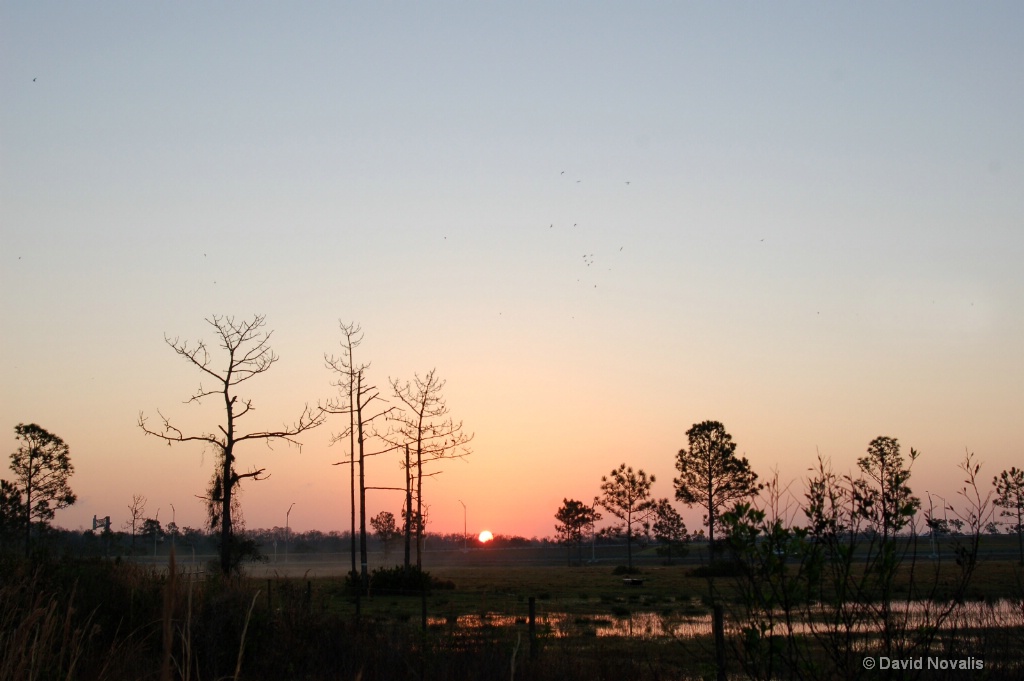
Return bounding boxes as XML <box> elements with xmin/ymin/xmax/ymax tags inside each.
<box><xmin>415</xmin><ymin>433</ymin><xmax>424</xmax><ymax>569</ymax></box>
<box><xmin>707</xmin><ymin>477</ymin><xmax>715</xmax><ymax>560</ymax></box>
<box><xmin>416</xmin><ymin>462</ymin><xmax>423</xmax><ymax>569</ymax></box>
<box><xmin>349</xmin><ymin>362</ymin><xmax>356</xmax><ymax>579</ymax></box>
<box><xmin>23</xmin><ymin>455</ymin><xmax>33</xmax><ymax>558</ymax></box>
<box><xmin>403</xmin><ymin>445</ymin><xmax>412</xmax><ymax>569</ymax></box>
<box><xmin>357</xmin><ymin>373</ymin><xmax>368</xmax><ymax>589</ymax></box>
<box><xmin>1018</xmin><ymin>506</ymin><xmax>1023</xmax><ymax>566</ymax></box>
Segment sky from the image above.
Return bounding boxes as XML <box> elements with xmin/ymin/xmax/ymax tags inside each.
<box><xmin>2</xmin><ymin>2</ymin><xmax>1022</xmax><ymax>540</ymax></box>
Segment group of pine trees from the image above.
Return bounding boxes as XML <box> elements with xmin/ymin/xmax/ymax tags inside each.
<box><xmin>555</xmin><ymin>421</ymin><xmax>1024</xmax><ymax>569</ymax></box>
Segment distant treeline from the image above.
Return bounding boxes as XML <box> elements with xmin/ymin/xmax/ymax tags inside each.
<box><xmin>10</xmin><ymin>525</ymin><xmax>563</xmax><ymax>559</ymax></box>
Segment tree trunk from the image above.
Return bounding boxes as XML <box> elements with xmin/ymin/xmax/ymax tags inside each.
<box><xmin>220</xmin><ymin>443</ymin><xmax>233</xmax><ymax>576</ymax></box>
<box><xmin>403</xmin><ymin>445</ymin><xmax>412</xmax><ymax>569</ymax></box>
<box><xmin>23</xmin><ymin>452</ymin><xmax>33</xmax><ymax>558</ymax></box>
<box><xmin>416</xmin><ymin>438</ymin><xmax>423</xmax><ymax>569</ymax></box>
<box><xmin>357</xmin><ymin>374</ymin><xmax>368</xmax><ymax>589</ymax></box>
<box><xmin>349</xmin><ymin>369</ymin><xmax>357</xmax><ymax>579</ymax></box>
<box><xmin>707</xmin><ymin>478</ymin><xmax>715</xmax><ymax>560</ymax></box>
<box><xmin>1018</xmin><ymin>506</ymin><xmax>1023</xmax><ymax>566</ymax></box>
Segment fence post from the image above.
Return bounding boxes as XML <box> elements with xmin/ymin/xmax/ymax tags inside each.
<box><xmin>714</xmin><ymin>604</ymin><xmax>726</xmax><ymax>681</ymax></box>
<box><xmin>528</xmin><ymin>596</ymin><xmax>536</xmax><ymax>659</ymax></box>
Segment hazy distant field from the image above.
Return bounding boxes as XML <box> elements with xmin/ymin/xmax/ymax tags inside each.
<box><xmin>138</xmin><ymin>534</ymin><xmax>1024</xmax><ymax>580</ymax></box>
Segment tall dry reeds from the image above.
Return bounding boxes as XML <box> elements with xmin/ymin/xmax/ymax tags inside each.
<box><xmin>0</xmin><ymin>574</ymin><xmax>94</xmax><ymax>681</ymax></box>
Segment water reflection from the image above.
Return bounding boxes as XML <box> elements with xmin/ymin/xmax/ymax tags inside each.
<box><xmin>427</xmin><ymin>598</ymin><xmax>1023</xmax><ymax>641</ymax></box>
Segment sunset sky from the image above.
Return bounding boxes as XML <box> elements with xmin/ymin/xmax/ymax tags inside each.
<box><xmin>2</xmin><ymin>3</ymin><xmax>1022</xmax><ymax>541</ymax></box>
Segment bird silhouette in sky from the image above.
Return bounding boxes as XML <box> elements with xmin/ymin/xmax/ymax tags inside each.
<box><xmin>32</xmin><ymin>78</ymin><xmax>37</xmax><ymax>82</ymax></box>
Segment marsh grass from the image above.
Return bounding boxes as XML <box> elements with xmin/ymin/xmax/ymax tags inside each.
<box><xmin>2</xmin><ymin>554</ymin><xmax>1021</xmax><ymax>680</ymax></box>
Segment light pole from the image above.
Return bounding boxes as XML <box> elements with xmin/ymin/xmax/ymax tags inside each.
<box><xmin>934</xmin><ymin>493</ymin><xmax>950</xmax><ymax>529</ymax></box>
<box><xmin>153</xmin><ymin>508</ymin><xmax>161</xmax><ymax>558</ymax></box>
<box><xmin>286</xmin><ymin>502</ymin><xmax>295</xmax><ymax>564</ymax></box>
<box><xmin>459</xmin><ymin>500</ymin><xmax>467</xmax><ymax>552</ymax></box>
<box><xmin>170</xmin><ymin>503</ymin><xmax>176</xmax><ymax>552</ymax></box>
<box><xmin>926</xmin><ymin>492</ymin><xmax>937</xmax><ymax>559</ymax></box>
<box><xmin>935</xmin><ymin>492</ymin><xmax>950</xmax><ymax>559</ymax></box>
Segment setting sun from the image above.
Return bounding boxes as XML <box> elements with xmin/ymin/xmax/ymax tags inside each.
<box><xmin>478</xmin><ymin>530</ymin><xmax>493</xmax><ymax>543</ymax></box>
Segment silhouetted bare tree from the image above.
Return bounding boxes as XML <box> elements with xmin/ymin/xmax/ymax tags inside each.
<box><xmin>139</xmin><ymin>314</ymin><xmax>326</xmax><ymax>576</ymax></box>
<box><xmin>325</xmin><ymin>323</ymin><xmax>395</xmax><ymax>587</ymax></box>
<box><xmin>323</xmin><ymin>321</ymin><xmax>363</xmax><ymax>578</ymax></box>
<box><xmin>387</xmin><ymin>369</ymin><xmax>472</xmax><ymax>568</ymax></box>
<box><xmin>123</xmin><ymin>494</ymin><xmax>147</xmax><ymax>554</ymax></box>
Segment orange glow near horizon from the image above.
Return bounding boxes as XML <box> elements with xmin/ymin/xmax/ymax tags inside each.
<box><xmin>478</xmin><ymin>530</ymin><xmax>493</xmax><ymax>543</ymax></box>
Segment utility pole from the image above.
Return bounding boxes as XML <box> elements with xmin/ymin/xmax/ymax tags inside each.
<box><xmin>286</xmin><ymin>502</ymin><xmax>295</xmax><ymax>564</ymax></box>
<box><xmin>170</xmin><ymin>503</ymin><xmax>176</xmax><ymax>551</ymax></box>
<box><xmin>459</xmin><ymin>500</ymin><xmax>467</xmax><ymax>552</ymax></box>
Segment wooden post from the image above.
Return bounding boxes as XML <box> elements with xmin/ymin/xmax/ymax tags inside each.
<box><xmin>713</xmin><ymin>604</ymin><xmax>726</xmax><ymax>681</ymax></box>
<box><xmin>528</xmin><ymin>596</ymin><xmax>536</xmax><ymax>659</ymax></box>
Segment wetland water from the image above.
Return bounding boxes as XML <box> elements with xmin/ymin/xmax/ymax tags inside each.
<box><xmin>430</xmin><ymin>598</ymin><xmax>1024</xmax><ymax>641</ymax></box>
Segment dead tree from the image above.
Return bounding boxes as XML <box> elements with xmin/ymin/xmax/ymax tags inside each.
<box><xmin>323</xmin><ymin>322</ymin><xmax>362</xmax><ymax>578</ymax></box>
<box><xmin>139</xmin><ymin>314</ymin><xmax>326</xmax><ymax>576</ymax></box>
<box><xmin>325</xmin><ymin>323</ymin><xmax>395</xmax><ymax>588</ymax></box>
<box><xmin>387</xmin><ymin>369</ymin><xmax>472</xmax><ymax>569</ymax></box>
<box><xmin>123</xmin><ymin>494</ymin><xmax>147</xmax><ymax>554</ymax></box>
